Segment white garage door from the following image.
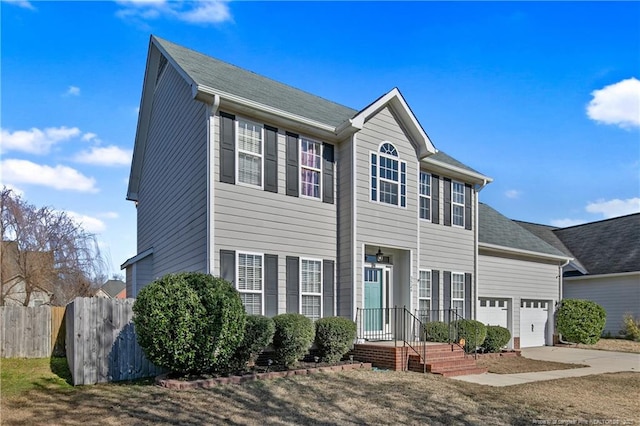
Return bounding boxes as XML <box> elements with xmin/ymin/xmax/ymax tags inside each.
<box><xmin>520</xmin><ymin>300</ymin><xmax>549</xmax><ymax>347</ymax></box>
<box><xmin>477</xmin><ymin>298</ymin><xmax>508</xmax><ymax>327</ymax></box>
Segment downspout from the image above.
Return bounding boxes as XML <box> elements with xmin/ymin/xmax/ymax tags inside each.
<box><xmin>473</xmin><ymin>179</ymin><xmax>488</xmax><ymax>320</ymax></box>
<box><xmin>557</xmin><ymin>258</ymin><xmax>571</xmax><ymax>344</ymax></box>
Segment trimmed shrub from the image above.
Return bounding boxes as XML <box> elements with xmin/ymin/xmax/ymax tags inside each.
<box><xmin>315</xmin><ymin>317</ymin><xmax>357</xmax><ymax>363</ymax></box>
<box><xmin>272</xmin><ymin>313</ymin><xmax>315</xmax><ymax>368</ymax></box>
<box><xmin>133</xmin><ymin>272</ymin><xmax>246</xmax><ymax>374</ymax></box>
<box><xmin>481</xmin><ymin>325</ymin><xmax>511</xmax><ymax>353</ymax></box>
<box><xmin>230</xmin><ymin>315</ymin><xmax>275</xmax><ymax>372</ymax></box>
<box><xmin>619</xmin><ymin>314</ymin><xmax>640</xmax><ymax>341</ymax></box>
<box><xmin>424</xmin><ymin>321</ymin><xmax>451</xmax><ymax>343</ymax></box>
<box><xmin>557</xmin><ymin>299</ymin><xmax>606</xmax><ymax>345</ymax></box>
<box><xmin>455</xmin><ymin>319</ymin><xmax>487</xmax><ymax>353</ymax></box>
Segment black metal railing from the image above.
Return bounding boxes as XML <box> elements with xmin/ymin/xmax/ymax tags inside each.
<box><xmin>415</xmin><ymin>308</ymin><xmax>480</xmax><ymax>357</ymax></box>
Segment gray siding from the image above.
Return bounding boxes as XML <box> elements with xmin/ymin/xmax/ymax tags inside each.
<box><xmin>212</xmin><ymin>113</ymin><xmax>337</xmax><ymax>315</ymax></box>
<box><xmin>136</xmin><ymin>63</ymin><xmax>208</xmax><ymax>284</ymax></box>
<box><xmin>563</xmin><ymin>273</ymin><xmax>640</xmax><ymax>334</ymax></box>
<box><xmin>336</xmin><ymin>137</ymin><xmax>353</xmax><ymax>317</ymax></box>
<box><xmin>478</xmin><ymin>250</ymin><xmax>560</xmax><ymax>341</ymax></box>
<box><xmin>136</xmin><ymin>254</ymin><xmax>154</xmax><ymax>293</ymax></box>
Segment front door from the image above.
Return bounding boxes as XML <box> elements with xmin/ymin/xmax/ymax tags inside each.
<box><xmin>364</xmin><ymin>267</ymin><xmax>383</xmax><ymax>332</ymax></box>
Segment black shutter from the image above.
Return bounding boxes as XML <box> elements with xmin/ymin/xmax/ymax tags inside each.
<box><xmin>431</xmin><ymin>270</ymin><xmax>440</xmax><ymax>322</ymax></box>
<box><xmin>432</xmin><ymin>175</ymin><xmax>440</xmax><ymax>224</ymax></box>
<box><xmin>220</xmin><ymin>249</ymin><xmax>236</xmax><ymax>284</ymax></box>
<box><xmin>464</xmin><ymin>273</ymin><xmax>472</xmax><ymax>319</ymax></box>
<box><xmin>443</xmin><ymin>271</ymin><xmax>451</xmax><ymax>313</ymax></box>
<box><xmin>323</xmin><ymin>260</ymin><xmax>335</xmax><ymax>317</ymax></box>
<box><xmin>264</xmin><ymin>254</ymin><xmax>278</xmax><ymax>317</ymax></box>
<box><xmin>264</xmin><ymin>125</ymin><xmax>278</xmax><ymax>193</ymax></box>
<box><xmin>322</xmin><ymin>143</ymin><xmax>334</xmax><ymax>204</ymax></box>
<box><xmin>443</xmin><ymin>178</ymin><xmax>452</xmax><ymax>227</ymax></box>
<box><xmin>464</xmin><ymin>184</ymin><xmax>472</xmax><ymax>230</ymax></box>
<box><xmin>286</xmin><ymin>132</ymin><xmax>299</xmax><ymax>197</ymax></box>
<box><xmin>286</xmin><ymin>256</ymin><xmax>299</xmax><ymax>313</ymax></box>
<box><xmin>219</xmin><ymin>112</ymin><xmax>235</xmax><ymax>184</ymax></box>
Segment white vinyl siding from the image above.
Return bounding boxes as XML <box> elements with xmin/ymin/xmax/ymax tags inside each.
<box><xmin>237</xmin><ymin>252</ymin><xmax>264</xmax><ymax>315</ymax></box>
<box><xmin>236</xmin><ymin>119</ymin><xmax>263</xmax><ymax>187</ymax></box>
<box><xmin>419</xmin><ymin>172</ymin><xmax>431</xmax><ymax>221</ymax></box>
<box><xmin>418</xmin><ymin>270</ymin><xmax>432</xmax><ymax>312</ymax></box>
<box><xmin>452</xmin><ymin>181</ymin><xmax>465</xmax><ymax>227</ymax></box>
<box><xmin>452</xmin><ymin>272</ymin><xmax>465</xmax><ymax>317</ymax></box>
<box><xmin>301</xmin><ymin>258</ymin><xmax>322</xmax><ymax>320</ymax></box>
<box><xmin>300</xmin><ymin>138</ymin><xmax>322</xmax><ymax>199</ymax></box>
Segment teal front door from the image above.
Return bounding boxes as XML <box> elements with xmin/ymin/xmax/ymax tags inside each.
<box><xmin>364</xmin><ymin>267</ymin><xmax>383</xmax><ymax>332</ymax></box>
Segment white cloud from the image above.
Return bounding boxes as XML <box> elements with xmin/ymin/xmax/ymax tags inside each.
<box><xmin>550</xmin><ymin>218</ymin><xmax>587</xmax><ymax>228</ymax></box>
<box><xmin>82</xmin><ymin>132</ymin><xmax>98</xmax><ymax>142</ymax></box>
<box><xmin>66</xmin><ymin>86</ymin><xmax>81</xmax><ymax>96</ymax></box>
<box><xmin>99</xmin><ymin>211</ymin><xmax>120</xmax><ymax>219</ymax></box>
<box><xmin>586</xmin><ymin>198</ymin><xmax>640</xmax><ymax>218</ymax></box>
<box><xmin>505</xmin><ymin>189</ymin><xmax>521</xmax><ymax>199</ymax></box>
<box><xmin>0</xmin><ymin>126</ymin><xmax>81</xmax><ymax>154</ymax></box>
<box><xmin>74</xmin><ymin>145</ymin><xmax>132</xmax><ymax>167</ymax></box>
<box><xmin>66</xmin><ymin>211</ymin><xmax>107</xmax><ymax>234</ymax></box>
<box><xmin>1</xmin><ymin>159</ymin><xmax>98</xmax><ymax>193</ymax></box>
<box><xmin>586</xmin><ymin>77</ymin><xmax>640</xmax><ymax>129</ymax></box>
<box><xmin>2</xmin><ymin>0</ymin><xmax>36</xmax><ymax>10</ymax></box>
<box><xmin>115</xmin><ymin>0</ymin><xmax>232</xmax><ymax>24</ymax></box>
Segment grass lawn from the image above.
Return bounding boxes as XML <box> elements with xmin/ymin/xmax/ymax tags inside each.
<box><xmin>568</xmin><ymin>338</ymin><xmax>640</xmax><ymax>354</ymax></box>
<box><xmin>1</xmin><ymin>357</ymin><xmax>638</xmax><ymax>425</ymax></box>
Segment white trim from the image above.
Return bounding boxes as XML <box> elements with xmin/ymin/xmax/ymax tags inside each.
<box><xmin>479</xmin><ymin>243</ymin><xmax>573</xmax><ymax>262</ymax></box>
<box><xmin>422</xmin><ymin>156</ymin><xmax>493</xmax><ymax>185</ymax></box>
<box><xmin>120</xmin><ymin>247</ymin><xmax>154</xmax><ymax>269</ymax></box>
<box><xmin>236</xmin><ymin>251</ymin><xmax>265</xmax><ymax>316</ymax></box>
<box><xmin>299</xmin><ymin>257</ymin><xmax>323</xmax><ymax>320</ymax></box>
<box><xmin>564</xmin><ymin>271</ymin><xmax>640</xmax><ymax>281</ymax></box>
<box><xmin>235</xmin><ymin>117</ymin><xmax>265</xmax><ymax>189</ymax></box>
<box><xmin>352</xmin><ymin>134</ymin><xmax>358</xmax><ymax>320</ymax></box>
<box><xmin>207</xmin><ymin>99</ymin><xmax>219</xmax><ymax>275</ymax></box>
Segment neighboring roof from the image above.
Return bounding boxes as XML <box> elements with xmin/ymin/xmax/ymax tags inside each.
<box><xmin>154</xmin><ymin>36</ymin><xmax>358</xmax><ymax>128</ymax></box>
<box><xmin>552</xmin><ymin>213</ymin><xmax>640</xmax><ymax>275</ymax></box>
<box><xmin>100</xmin><ymin>280</ymin><xmax>126</xmax><ymax>298</ymax></box>
<box><xmin>478</xmin><ymin>204</ymin><xmax>569</xmax><ymax>259</ymax></box>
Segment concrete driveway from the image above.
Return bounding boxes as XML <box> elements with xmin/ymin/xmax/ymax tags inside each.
<box><xmin>452</xmin><ymin>346</ymin><xmax>640</xmax><ymax>387</ymax></box>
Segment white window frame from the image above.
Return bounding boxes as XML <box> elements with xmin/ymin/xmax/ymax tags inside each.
<box><xmin>236</xmin><ymin>118</ymin><xmax>264</xmax><ymax>189</ymax></box>
<box><xmin>451</xmin><ymin>272</ymin><xmax>465</xmax><ymax>318</ymax></box>
<box><xmin>452</xmin><ymin>181</ymin><xmax>465</xmax><ymax>228</ymax></box>
<box><xmin>299</xmin><ymin>137</ymin><xmax>322</xmax><ymax>200</ymax></box>
<box><xmin>300</xmin><ymin>258</ymin><xmax>323</xmax><ymax>320</ymax></box>
<box><xmin>418</xmin><ymin>269</ymin><xmax>432</xmax><ymax>313</ymax></box>
<box><xmin>419</xmin><ymin>171</ymin><xmax>431</xmax><ymax>221</ymax></box>
<box><xmin>370</xmin><ymin>142</ymin><xmax>406</xmax><ymax>208</ymax></box>
<box><xmin>236</xmin><ymin>251</ymin><xmax>264</xmax><ymax>315</ymax></box>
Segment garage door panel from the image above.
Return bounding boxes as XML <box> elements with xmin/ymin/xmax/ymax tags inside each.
<box><xmin>477</xmin><ymin>298</ymin><xmax>508</xmax><ymax>327</ymax></box>
<box><xmin>520</xmin><ymin>300</ymin><xmax>548</xmax><ymax>348</ymax></box>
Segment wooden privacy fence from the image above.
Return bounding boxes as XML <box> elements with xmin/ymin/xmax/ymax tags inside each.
<box><xmin>65</xmin><ymin>297</ymin><xmax>163</xmax><ymax>385</ymax></box>
<box><xmin>0</xmin><ymin>305</ymin><xmax>66</xmax><ymax>358</ymax></box>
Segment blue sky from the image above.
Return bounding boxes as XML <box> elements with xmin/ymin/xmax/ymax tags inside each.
<box><xmin>1</xmin><ymin>1</ymin><xmax>639</xmax><ymax>276</ymax></box>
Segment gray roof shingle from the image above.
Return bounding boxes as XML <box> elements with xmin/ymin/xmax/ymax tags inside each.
<box><xmin>429</xmin><ymin>151</ymin><xmax>484</xmax><ymax>176</ymax></box>
<box><xmin>479</xmin><ymin>203</ymin><xmax>568</xmax><ymax>258</ymax></box>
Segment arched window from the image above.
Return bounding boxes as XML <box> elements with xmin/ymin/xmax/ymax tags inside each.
<box><xmin>370</xmin><ymin>142</ymin><xmax>406</xmax><ymax>207</ymax></box>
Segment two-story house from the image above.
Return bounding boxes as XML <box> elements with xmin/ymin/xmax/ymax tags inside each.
<box><xmin>122</xmin><ymin>36</ymin><xmax>571</xmax><ymax>351</ymax></box>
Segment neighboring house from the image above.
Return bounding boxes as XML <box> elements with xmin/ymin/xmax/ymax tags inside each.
<box><xmin>95</xmin><ymin>279</ymin><xmax>127</xmax><ymax>299</ymax></box>
<box><xmin>1</xmin><ymin>241</ymin><xmax>53</xmax><ymax>307</ymax></box>
<box><xmin>518</xmin><ymin>214</ymin><xmax>640</xmax><ymax>335</ymax></box>
<box><xmin>122</xmin><ymin>35</ymin><xmax>570</xmax><ymax>348</ymax></box>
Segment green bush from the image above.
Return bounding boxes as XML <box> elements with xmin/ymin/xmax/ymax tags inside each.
<box><xmin>229</xmin><ymin>315</ymin><xmax>275</xmax><ymax>372</ymax></box>
<box><xmin>481</xmin><ymin>325</ymin><xmax>511</xmax><ymax>353</ymax></box>
<box><xmin>620</xmin><ymin>314</ymin><xmax>640</xmax><ymax>341</ymax></box>
<box><xmin>424</xmin><ymin>321</ymin><xmax>451</xmax><ymax>343</ymax></box>
<box><xmin>272</xmin><ymin>313</ymin><xmax>315</xmax><ymax>368</ymax></box>
<box><xmin>455</xmin><ymin>319</ymin><xmax>487</xmax><ymax>353</ymax></box>
<box><xmin>133</xmin><ymin>272</ymin><xmax>246</xmax><ymax>374</ymax></box>
<box><xmin>557</xmin><ymin>299</ymin><xmax>606</xmax><ymax>345</ymax></box>
<box><xmin>315</xmin><ymin>317</ymin><xmax>357</xmax><ymax>363</ymax></box>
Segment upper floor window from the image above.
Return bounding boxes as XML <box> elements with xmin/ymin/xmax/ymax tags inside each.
<box><xmin>371</xmin><ymin>142</ymin><xmax>406</xmax><ymax>207</ymax></box>
<box><xmin>452</xmin><ymin>181</ymin><xmax>465</xmax><ymax>227</ymax></box>
<box><xmin>300</xmin><ymin>138</ymin><xmax>322</xmax><ymax>199</ymax></box>
<box><xmin>237</xmin><ymin>119</ymin><xmax>263</xmax><ymax>187</ymax></box>
<box><xmin>300</xmin><ymin>258</ymin><xmax>322</xmax><ymax>320</ymax></box>
<box><xmin>237</xmin><ymin>252</ymin><xmax>263</xmax><ymax>315</ymax></box>
<box><xmin>419</xmin><ymin>172</ymin><xmax>431</xmax><ymax>220</ymax></box>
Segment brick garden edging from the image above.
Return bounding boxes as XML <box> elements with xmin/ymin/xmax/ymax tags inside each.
<box><xmin>156</xmin><ymin>362</ymin><xmax>372</xmax><ymax>390</ymax></box>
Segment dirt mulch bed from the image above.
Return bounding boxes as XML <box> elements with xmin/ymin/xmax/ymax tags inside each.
<box><xmin>559</xmin><ymin>338</ymin><xmax>640</xmax><ymax>354</ymax></box>
<box><xmin>477</xmin><ymin>356</ymin><xmax>587</xmax><ymax>374</ymax></box>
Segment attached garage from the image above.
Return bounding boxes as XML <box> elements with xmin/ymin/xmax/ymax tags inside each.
<box><xmin>519</xmin><ymin>300</ymin><xmax>549</xmax><ymax>348</ymax></box>
<box><xmin>477</xmin><ymin>298</ymin><xmax>508</xmax><ymax>328</ymax></box>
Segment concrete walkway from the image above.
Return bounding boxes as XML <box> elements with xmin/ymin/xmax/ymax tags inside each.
<box><xmin>452</xmin><ymin>346</ymin><xmax>640</xmax><ymax>387</ymax></box>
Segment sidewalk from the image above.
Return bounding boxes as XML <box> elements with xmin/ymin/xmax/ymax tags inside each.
<box><xmin>451</xmin><ymin>346</ymin><xmax>640</xmax><ymax>387</ymax></box>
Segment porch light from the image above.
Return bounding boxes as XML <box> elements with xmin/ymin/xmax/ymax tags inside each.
<box><xmin>376</xmin><ymin>248</ymin><xmax>384</xmax><ymax>263</ymax></box>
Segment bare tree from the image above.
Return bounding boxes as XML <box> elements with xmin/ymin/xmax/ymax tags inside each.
<box><xmin>1</xmin><ymin>187</ymin><xmax>108</xmax><ymax>306</ymax></box>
